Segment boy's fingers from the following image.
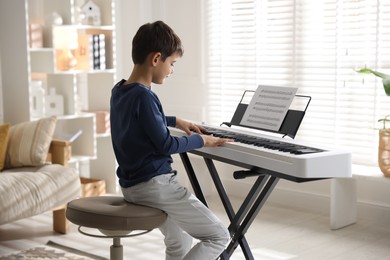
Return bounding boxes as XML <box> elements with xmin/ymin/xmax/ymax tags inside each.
<box><xmin>197</xmin><ymin>125</ymin><xmax>207</xmax><ymax>133</ymax></box>
<box><xmin>219</xmin><ymin>138</ymin><xmax>234</xmax><ymax>145</ymax></box>
<box><xmin>191</xmin><ymin>124</ymin><xmax>203</xmax><ymax>134</ymax></box>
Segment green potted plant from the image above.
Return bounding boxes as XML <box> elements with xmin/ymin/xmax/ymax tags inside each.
<box><xmin>355</xmin><ymin>68</ymin><xmax>390</xmax><ymax>177</ymax></box>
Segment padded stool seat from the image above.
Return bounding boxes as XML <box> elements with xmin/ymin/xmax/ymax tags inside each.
<box><xmin>66</xmin><ymin>196</ymin><xmax>167</xmax><ymax>260</ymax></box>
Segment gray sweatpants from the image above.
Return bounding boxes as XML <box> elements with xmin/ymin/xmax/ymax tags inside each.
<box><xmin>121</xmin><ymin>172</ymin><xmax>230</xmax><ymax>260</ymax></box>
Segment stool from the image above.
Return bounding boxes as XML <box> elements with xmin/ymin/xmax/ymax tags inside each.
<box><xmin>66</xmin><ymin>196</ymin><xmax>167</xmax><ymax>260</ymax></box>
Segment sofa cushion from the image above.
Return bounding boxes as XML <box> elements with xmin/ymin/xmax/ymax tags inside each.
<box><xmin>5</xmin><ymin>116</ymin><xmax>57</xmax><ymax>168</ymax></box>
<box><xmin>0</xmin><ymin>124</ymin><xmax>10</xmax><ymax>171</ymax></box>
<box><xmin>0</xmin><ymin>164</ymin><xmax>80</xmax><ymax>225</ymax></box>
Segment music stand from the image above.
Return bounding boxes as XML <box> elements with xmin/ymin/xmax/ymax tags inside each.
<box><xmin>222</xmin><ymin>90</ymin><xmax>311</xmax><ymax>139</ymax></box>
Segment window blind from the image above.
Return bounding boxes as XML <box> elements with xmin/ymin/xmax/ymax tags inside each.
<box><xmin>205</xmin><ymin>0</ymin><xmax>390</xmax><ymax>166</ymax></box>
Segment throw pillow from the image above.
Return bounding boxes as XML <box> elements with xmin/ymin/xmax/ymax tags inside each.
<box><xmin>5</xmin><ymin>116</ymin><xmax>57</xmax><ymax>168</ymax></box>
<box><xmin>0</xmin><ymin>124</ymin><xmax>10</xmax><ymax>171</ymax></box>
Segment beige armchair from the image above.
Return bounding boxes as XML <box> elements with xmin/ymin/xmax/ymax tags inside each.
<box><xmin>0</xmin><ymin>117</ymin><xmax>80</xmax><ymax>234</ymax></box>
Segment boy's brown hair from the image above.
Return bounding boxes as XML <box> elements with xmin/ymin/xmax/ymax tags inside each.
<box><xmin>132</xmin><ymin>20</ymin><xmax>184</xmax><ymax>64</ymax></box>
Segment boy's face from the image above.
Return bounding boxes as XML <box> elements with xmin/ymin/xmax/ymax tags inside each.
<box><xmin>152</xmin><ymin>52</ymin><xmax>181</xmax><ymax>84</ymax></box>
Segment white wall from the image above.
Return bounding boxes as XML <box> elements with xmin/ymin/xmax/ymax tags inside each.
<box><xmin>0</xmin><ymin>51</ymin><xmax>3</xmax><ymax>123</ymax></box>
<box><xmin>0</xmin><ymin>0</ymin><xmax>31</xmax><ymax>124</ymax></box>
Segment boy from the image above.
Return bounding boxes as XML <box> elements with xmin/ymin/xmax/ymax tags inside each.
<box><xmin>110</xmin><ymin>21</ymin><xmax>232</xmax><ymax>259</ymax></box>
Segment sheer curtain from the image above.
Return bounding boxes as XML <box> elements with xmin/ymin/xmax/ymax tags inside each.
<box><xmin>205</xmin><ymin>0</ymin><xmax>390</xmax><ymax>166</ymax></box>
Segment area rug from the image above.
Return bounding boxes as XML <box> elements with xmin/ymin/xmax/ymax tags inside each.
<box><xmin>0</xmin><ymin>240</ymin><xmax>108</xmax><ymax>260</ymax></box>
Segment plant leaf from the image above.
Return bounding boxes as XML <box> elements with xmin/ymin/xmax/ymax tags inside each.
<box><xmin>383</xmin><ymin>78</ymin><xmax>390</xmax><ymax>96</ymax></box>
<box><xmin>355</xmin><ymin>68</ymin><xmax>390</xmax><ymax>96</ymax></box>
<box><xmin>355</xmin><ymin>68</ymin><xmax>390</xmax><ymax>79</ymax></box>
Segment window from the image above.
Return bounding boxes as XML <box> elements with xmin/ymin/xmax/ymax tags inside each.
<box><xmin>205</xmin><ymin>0</ymin><xmax>390</xmax><ymax>166</ymax></box>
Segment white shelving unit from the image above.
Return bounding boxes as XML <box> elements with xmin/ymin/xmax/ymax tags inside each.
<box><xmin>0</xmin><ymin>0</ymin><xmax>118</xmax><ymax>193</ymax></box>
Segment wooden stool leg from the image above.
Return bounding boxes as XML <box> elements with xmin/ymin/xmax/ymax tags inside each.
<box><xmin>53</xmin><ymin>207</ymin><xmax>68</xmax><ymax>234</ymax></box>
<box><xmin>110</xmin><ymin>237</ymin><xmax>123</xmax><ymax>260</ymax></box>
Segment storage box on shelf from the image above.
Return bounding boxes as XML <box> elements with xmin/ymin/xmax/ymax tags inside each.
<box><xmin>47</xmin><ymin>139</ymin><xmax>72</xmax><ymax>166</ymax></box>
<box><xmin>80</xmin><ymin>177</ymin><xmax>106</xmax><ymax>197</ymax></box>
<box><xmin>85</xmin><ymin>110</ymin><xmax>110</xmax><ymax>134</ymax></box>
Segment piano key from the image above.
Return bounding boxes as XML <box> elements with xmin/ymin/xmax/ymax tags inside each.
<box><xmin>203</xmin><ymin>126</ymin><xmax>323</xmax><ymax>154</ymax></box>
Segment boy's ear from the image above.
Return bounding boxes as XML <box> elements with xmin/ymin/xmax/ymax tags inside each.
<box><xmin>151</xmin><ymin>52</ymin><xmax>162</xmax><ymax>66</ymax></box>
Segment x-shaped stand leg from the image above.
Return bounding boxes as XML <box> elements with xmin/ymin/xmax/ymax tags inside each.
<box><xmin>179</xmin><ymin>152</ymin><xmax>279</xmax><ymax>260</ymax></box>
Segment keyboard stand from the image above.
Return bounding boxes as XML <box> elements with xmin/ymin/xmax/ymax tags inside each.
<box><xmin>179</xmin><ymin>150</ymin><xmax>326</xmax><ymax>260</ymax></box>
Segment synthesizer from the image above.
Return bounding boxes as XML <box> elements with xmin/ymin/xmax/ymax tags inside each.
<box><xmin>169</xmin><ymin>124</ymin><xmax>351</xmax><ymax>179</ymax></box>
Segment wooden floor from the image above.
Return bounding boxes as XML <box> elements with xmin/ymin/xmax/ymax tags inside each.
<box><xmin>1</xmin><ymin>195</ymin><xmax>390</xmax><ymax>260</ymax></box>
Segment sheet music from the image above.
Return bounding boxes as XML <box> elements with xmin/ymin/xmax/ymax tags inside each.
<box><xmin>240</xmin><ymin>85</ymin><xmax>298</xmax><ymax>131</ymax></box>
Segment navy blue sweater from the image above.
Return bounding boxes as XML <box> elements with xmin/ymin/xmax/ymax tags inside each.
<box><xmin>110</xmin><ymin>80</ymin><xmax>204</xmax><ymax>187</ymax></box>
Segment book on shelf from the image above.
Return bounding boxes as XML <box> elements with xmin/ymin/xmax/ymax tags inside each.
<box><xmin>92</xmin><ymin>34</ymin><xmax>106</xmax><ymax>70</ymax></box>
<box><xmin>76</xmin><ymin>33</ymin><xmax>106</xmax><ymax>71</ymax></box>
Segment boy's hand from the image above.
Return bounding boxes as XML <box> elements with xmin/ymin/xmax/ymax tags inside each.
<box><xmin>175</xmin><ymin>118</ymin><xmax>233</xmax><ymax>147</ymax></box>
<box><xmin>176</xmin><ymin>118</ymin><xmax>206</xmax><ymax>135</ymax></box>
<box><xmin>200</xmin><ymin>134</ymin><xmax>234</xmax><ymax>147</ymax></box>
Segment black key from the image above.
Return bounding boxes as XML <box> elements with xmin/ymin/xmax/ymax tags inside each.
<box><xmin>291</xmin><ymin>148</ymin><xmax>320</xmax><ymax>154</ymax></box>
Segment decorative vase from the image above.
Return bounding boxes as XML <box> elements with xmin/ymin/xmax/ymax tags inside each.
<box><xmin>57</xmin><ymin>49</ymin><xmax>77</xmax><ymax>71</ymax></box>
<box><xmin>30</xmin><ymin>80</ymin><xmax>45</xmax><ymax>117</ymax></box>
<box><xmin>45</xmin><ymin>88</ymin><xmax>64</xmax><ymax>116</ymax></box>
<box><xmin>378</xmin><ymin>116</ymin><xmax>390</xmax><ymax>177</ymax></box>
